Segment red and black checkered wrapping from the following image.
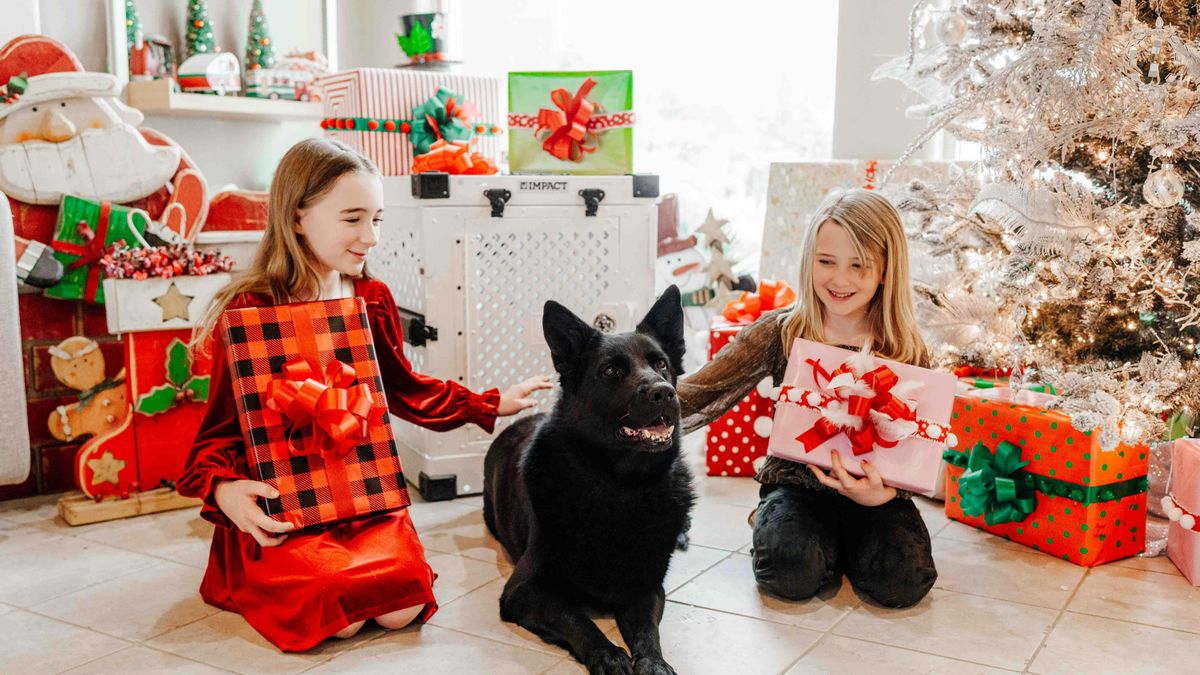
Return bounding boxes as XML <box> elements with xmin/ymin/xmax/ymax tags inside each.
<box><xmin>219</xmin><ymin>298</ymin><xmax>411</xmax><ymax>529</ymax></box>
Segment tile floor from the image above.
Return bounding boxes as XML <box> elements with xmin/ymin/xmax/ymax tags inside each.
<box><xmin>1</xmin><ymin>438</ymin><xmax>1197</xmax><ymax>674</ymax></box>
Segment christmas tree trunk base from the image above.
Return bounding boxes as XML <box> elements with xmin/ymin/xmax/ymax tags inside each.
<box><xmin>57</xmin><ymin>485</ymin><xmax>199</xmax><ymax>526</ymax></box>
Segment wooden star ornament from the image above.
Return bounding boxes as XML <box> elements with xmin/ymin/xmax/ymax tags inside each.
<box><xmin>86</xmin><ymin>451</ymin><xmax>127</xmax><ymax>487</ymax></box>
<box><xmin>153</xmin><ymin>282</ymin><xmax>195</xmax><ymax>322</ymax></box>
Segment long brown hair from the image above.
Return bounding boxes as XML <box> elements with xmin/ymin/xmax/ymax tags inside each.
<box><xmin>192</xmin><ymin>138</ymin><xmax>379</xmax><ymax>350</ymax></box>
<box><xmin>780</xmin><ymin>188</ymin><xmax>928</xmax><ymax>366</ymax></box>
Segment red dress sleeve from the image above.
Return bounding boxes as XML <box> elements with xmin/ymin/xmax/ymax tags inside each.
<box><xmin>358</xmin><ymin>278</ymin><xmax>500</xmax><ymax>433</ymax></box>
<box><xmin>177</xmin><ymin>294</ymin><xmax>260</xmax><ymax>528</ymax></box>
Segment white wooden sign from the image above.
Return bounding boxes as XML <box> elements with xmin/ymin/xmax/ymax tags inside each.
<box><xmin>103</xmin><ymin>273</ymin><xmax>231</xmax><ymax>334</ymax></box>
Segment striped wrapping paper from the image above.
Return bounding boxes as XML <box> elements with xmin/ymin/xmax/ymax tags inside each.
<box><xmin>315</xmin><ymin>68</ymin><xmax>502</xmax><ymax>176</ymax></box>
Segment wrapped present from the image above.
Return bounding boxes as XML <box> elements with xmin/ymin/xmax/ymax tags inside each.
<box><xmin>943</xmin><ymin>388</ymin><xmax>1150</xmax><ymax>566</ymax></box>
<box><xmin>768</xmin><ymin>339</ymin><xmax>956</xmax><ymax>494</ymax></box>
<box><xmin>219</xmin><ymin>298</ymin><xmax>411</xmax><ymax>529</ymax></box>
<box><xmin>1166</xmin><ymin>439</ymin><xmax>1200</xmax><ymax>584</ymax></box>
<box><xmin>705</xmin><ymin>320</ymin><xmax>774</xmax><ymax>477</ymax></box>
<box><xmin>45</xmin><ymin>196</ymin><xmax>150</xmax><ymax>304</ymax></box>
<box><xmin>316</xmin><ymin>68</ymin><xmax>502</xmax><ymax>176</ymax></box>
<box><xmin>508</xmin><ymin>71</ymin><xmax>635</xmax><ymax>175</ymax></box>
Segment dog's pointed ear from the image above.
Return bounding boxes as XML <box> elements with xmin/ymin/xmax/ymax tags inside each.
<box><xmin>637</xmin><ymin>285</ymin><xmax>685</xmax><ymax>371</ymax></box>
<box><xmin>543</xmin><ymin>301</ymin><xmax>598</xmax><ymax>375</ymax></box>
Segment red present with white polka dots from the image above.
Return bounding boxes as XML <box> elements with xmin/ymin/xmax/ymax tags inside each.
<box><xmin>705</xmin><ymin>321</ymin><xmax>775</xmax><ymax>477</ymax></box>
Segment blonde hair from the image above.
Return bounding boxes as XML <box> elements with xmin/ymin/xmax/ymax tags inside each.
<box><xmin>192</xmin><ymin>139</ymin><xmax>379</xmax><ymax>350</ymax></box>
<box><xmin>780</xmin><ymin>188</ymin><xmax>928</xmax><ymax>366</ymax></box>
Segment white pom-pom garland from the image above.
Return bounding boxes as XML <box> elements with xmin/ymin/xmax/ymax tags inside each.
<box><xmin>753</xmin><ymin>416</ymin><xmax>773</xmax><ymax>438</ymax></box>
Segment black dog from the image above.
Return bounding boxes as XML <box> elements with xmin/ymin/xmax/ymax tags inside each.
<box><xmin>483</xmin><ymin>286</ymin><xmax>694</xmax><ymax>675</ymax></box>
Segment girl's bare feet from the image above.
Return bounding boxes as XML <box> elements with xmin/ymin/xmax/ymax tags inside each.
<box><xmin>375</xmin><ymin>604</ymin><xmax>424</xmax><ymax>630</ymax></box>
<box><xmin>333</xmin><ymin>620</ymin><xmax>365</xmax><ymax>639</ymax></box>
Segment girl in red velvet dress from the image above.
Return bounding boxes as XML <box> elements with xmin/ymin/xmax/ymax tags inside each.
<box><xmin>181</xmin><ymin>139</ymin><xmax>551</xmax><ymax>652</ymax></box>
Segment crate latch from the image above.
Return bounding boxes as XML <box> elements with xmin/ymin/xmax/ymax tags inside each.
<box><xmin>483</xmin><ymin>189</ymin><xmax>512</xmax><ymax>218</ymax></box>
<box><xmin>579</xmin><ymin>188</ymin><xmax>605</xmax><ymax>216</ymax></box>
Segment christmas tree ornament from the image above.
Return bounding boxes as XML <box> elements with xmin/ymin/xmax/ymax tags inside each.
<box><xmin>244</xmin><ymin>0</ymin><xmax>275</xmax><ymax>71</ymax></box>
<box><xmin>1143</xmin><ymin>164</ymin><xmax>1185</xmax><ymax>208</ymax></box>
<box><xmin>935</xmin><ymin>8</ymin><xmax>968</xmax><ymax>46</ymax></box>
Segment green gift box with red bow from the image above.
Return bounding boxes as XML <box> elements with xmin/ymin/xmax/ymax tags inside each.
<box><xmin>45</xmin><ymin>195</ymin><xmax>150</xmax><ymax>304</ymax></box>
<box><xmin>508</xmin><ymin>70</ymin><xmax>635</xmax><ymax>175</ymax></box>
<box><xmin>943</xmin><ymin>388</ymin><xmax>1149</xmax><ymax>567</ymax></box>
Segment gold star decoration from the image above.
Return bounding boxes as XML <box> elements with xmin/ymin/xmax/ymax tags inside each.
<box><xmin>87</xmin><ymin>451</ymin><xmax>126</xmax><ymax>487</ymax></box>
<box><xmin>153</xmin><ymin>282</ymin><xmax>195</xmax><ymax>322</ymax></box>
<box><xmin>694</xmin><ymin>208</ymin><xmax>731</xmax><ymax>249</ymax></box>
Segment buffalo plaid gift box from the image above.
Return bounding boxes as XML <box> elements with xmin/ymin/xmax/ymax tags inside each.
<box><xmin>219</xmin><ymin>298</ymin><xmax>411</xmax><ymax>529</ymax></box>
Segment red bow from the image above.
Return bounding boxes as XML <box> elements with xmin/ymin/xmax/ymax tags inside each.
<box><xmin>51</xmin><ymin>203</ymin><xmax>113</xmax><ymax>301</ymax></box>
<box><xmin>788</xmin><ymin>355</ymin><xmax>919</xmax><ymax>456</ymax></box>
<box><xmin>536</xmin><ymin>77</ymin><xmax>599</xmax><ymax>161</ymax></box>
<box><xmin>722</xmin><ymin>279</ymin><xmax>797</xmax><ymax>324</ymax></box>
<box><xmin>266</xmin><ymin>358</ymin><xmax>384</xmax><ymax>457</ymax></box>
<box><xmin>411</xmin><ymin>139</ymin><xmax>498</xmax><ymax>175</ymax></box>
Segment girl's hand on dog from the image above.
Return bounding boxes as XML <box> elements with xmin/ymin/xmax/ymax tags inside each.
<box><xmin>809</xmin><ymin>451</ymin><xmax>897</xmax><ymax>507</ymax></box>
<box><xmin>214</xmin><ymin>479</ymin><xmax>296</xmax><ymax>546</ymax></box>
<box><xmin>498</xmin><ymin>375</ymin><xmax>555</xmax><ymax>416</ymax></box>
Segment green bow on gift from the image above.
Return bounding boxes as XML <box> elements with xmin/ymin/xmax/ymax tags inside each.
<box><xmin>410</xmin><ymin>88</ymin><xmax>475</xmax><ymax>155</ymax></box>
<box><xmin>957</xmin><ymin>440</ymin><xmax>1038</xmax><ymax>526</ymax></box>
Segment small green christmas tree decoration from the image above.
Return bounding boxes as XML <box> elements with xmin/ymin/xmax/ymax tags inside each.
<box><xmin>136</xmin><ymin>338</ymin><xmax>210</xmax><ymax>416</ymax></box>
<box><xmin>397</xmin><ymin>20</ymin><xmax>434</xmax><ymax>58</ymax></box>
<box><xmin>125</xmin><ymin>0</ymin><xmax>143</xmax><ymax>49</ymax></box>
<box><xmin>184</xmin><ymin>0</ymin><xmax>216</xmax><ymax>58</ymax></box>
<box><xmin>244</xmin><ymin>0</ymin><xmax>275</xmax><ymax>71</ymax></box>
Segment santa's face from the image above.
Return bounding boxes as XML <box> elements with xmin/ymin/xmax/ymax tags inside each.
<box><xmin>0</xmin><ymin>95</ymin><xmax>179</xmax><ymax>205</ymax></box>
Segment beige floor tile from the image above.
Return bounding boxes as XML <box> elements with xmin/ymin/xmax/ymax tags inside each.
<box><xmin>1108</xmin><ymin>552</ymin><xmax>1184</xmax><ymax>577</ymax></box>
<box><xmin>0</xmin><ymin>494</ymin><xmax>67</xmax><ymax>530</ymax></box>
<box><xmin>0</xmin><ymin>609</ymin><xmax>128</xmax><ymax>672</ymax></box>
<box><xmin>687</xmin><ymin>499</ymin><xmax>753</xmax><ymax>551</ymax></box>
<box><xmin>1068</xmin><ymin>564</ymin><xmax>1200</xmax><ymax>634</ymax></box>
<box><xmin>694</xmin><ymin>476</ymin><xmax>763</xmax><ymax>508</ymax></box>
<box><xmin>654</xmin><ymin>601</ymin><xmax>822</xmax><ymax>674</ymax></box>
<box><xmin>787</xmin><ymin>635</ymin><xmax>1014</xmax><ymax>674</ymax></box>
<box><xmin>1029</xmin><ymin>611</ymin><xmax>1200</xmax><ymax>675</ymax></box>
<box><xmin>937</xmin><ymin>519</ymin><xmax>1039</xmax><ymax>555</ymax></box>
<box><xmin>30</xmin><ymin>560</ymin><xmax>219</xmax><ymax>641</ymax></box>
<box><xmin>306</xmin><ymin>623</ymin><xmax>562</xmax><ymax>674</ymax></box>
<box><xmin>913</xmin><ymin>495</ymin><xmax>952</xmax><ymax>537</ymax></box>
<box><xmin>541</xmin><ymin>658</ymin><xmax>587</xmax><ymax>674</ymax></box>
<box><xmin>429</xmin><ymin>577</ymin><xmax>570</xmax><ymax>656</ymax></box>
<box><xmin>0</xmin><ymin>524</ymin><xmax>160</xmax><ymax>607</ymax></box>
<box><xmin>664</xmin><ymin>543</ymin><xmax>731</xmax><ymax>594</ymax></box>
<box><xmin>62</xmin><ymin>645</ymin><xmax>227</xmax><ymax>674</ymax></box>
<box><xmin>406</xmin><ymin>500</ymin><xmax>482</xmax><ymax>532</ymax></box>
<box><xmin>419</xmin><ymin>513</ymin><xmax>513</xmax><ymax>567</ymax></box>
<box><xmin>669</xmin><ymin>553</ymin><xmax>859</xmax><ymax>631</ymax></box>
<box><xmin>457</xmin><ymin>495</ymin><xmax>485</xmax><ymax>508</ymax></box>
<box><xmin>427</xmin><ymin>552</ymin><xmax>506</xmax><ymax>606</ymax></box>
<box><xmin>834</xmin><ymin>589</ymin><xmax>1058</xmax><ymax>671</ymax></box>
<box><xmin>146</xmin><ymin>610</ymin><xmax>372</xmax><ymax>675</ymax></box>
<box><xmin>72</xmin><ymin>506</ymin><xmax>215</xmax><ymax>569</ymax></box>
<box><xmin>932</xmin><ymin>537</ymin><xmax>1087</xmax><ymax>609</ymax></box>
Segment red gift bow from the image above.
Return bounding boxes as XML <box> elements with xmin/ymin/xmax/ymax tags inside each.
<box><xmin>722</xmin><ymin>279</ymin><xmax>798</xmax><ymax>324</ymax></box>
<box><xmin>953</xmin><ymin>365</ymin><xmax>1013</xmax><ymax>378</ymax></box>
<box><xmin>266</xmin><ymin>358</ymin><xmax>385</xmax><ymax>458</ymax></box>
<box><xmin>51</xmin><ymin>202</ymin><xmax>113</xmax><ymax>301</ymax></box>
<box><xmin>536</xmin><ymin>77</ymin><xmax>599</xmax><ymax>161</ymax></box>
<box><xmin>777</xmin><ymin>351</ymin><xmax>949</xmax><ymax>456</ymax></box>
<box><xmin>411</xmin><ymin>139</ymin><xmax>498</xmax><ymax>175</ymax></box>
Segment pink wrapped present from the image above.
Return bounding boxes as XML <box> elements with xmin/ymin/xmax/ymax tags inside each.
<box><xmin>768</xmin><ymin>339</ymin><xmax>956</xmax><ymax>494</ymax></box>
<box><xmin>1166</xmin><ymin>439</ymin><xmax>1200</xmax><ymax>585</ymax></box>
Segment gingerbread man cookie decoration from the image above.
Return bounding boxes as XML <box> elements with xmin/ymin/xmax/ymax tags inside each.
<box><xmin>46</xmin><ymin>336</ymin><xmax>129</xmax><ymax>442</ymax></box>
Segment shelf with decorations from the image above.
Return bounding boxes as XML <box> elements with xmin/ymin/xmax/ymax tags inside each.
<box><xmin>124</xmin><ymin>78</ymin><xmax>322</xmax><ymax>122</ymax></box>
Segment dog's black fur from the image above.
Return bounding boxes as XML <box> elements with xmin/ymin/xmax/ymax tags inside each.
<box><xmin>483</xmin><ymin>287</ymin><xmax>694</xmax><ymax>675</ymax></box>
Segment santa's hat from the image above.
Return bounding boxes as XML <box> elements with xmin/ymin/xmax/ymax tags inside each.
<box><xmin>0</xmin><ymin>35</ymin><xmax>120</xmax><ymax>122</ymax></box>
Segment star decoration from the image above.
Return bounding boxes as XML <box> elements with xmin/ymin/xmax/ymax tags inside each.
<box><xmin>694</xmin><ymin>209</ymin><xmax>731</xmax><ymax>249</ymax></box>
<box><xmin>87</xmin><ymin>451</ymin><xmax>126</xmax><ymax>487</ymax></box>
<box><xmin>153</xmin><ymin>282</ymin><xmax>195</xmax><ymax>322</ymax></box>
<box><xmin>703</xmin><ymin>247</ymin><xmax>737</xmax><ymax>285</ymax></box>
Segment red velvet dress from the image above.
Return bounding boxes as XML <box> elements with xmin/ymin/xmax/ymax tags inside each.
<box><xmin>178</xmin><ymin>278</ymin><xmax>499</xmax><ymax>652</ymax></box>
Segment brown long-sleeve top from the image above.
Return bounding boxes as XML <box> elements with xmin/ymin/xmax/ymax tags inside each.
<box><xmin>678</xmin><ymin>307</ymin><xmax>916</xmax><ymax>499</ymax></box>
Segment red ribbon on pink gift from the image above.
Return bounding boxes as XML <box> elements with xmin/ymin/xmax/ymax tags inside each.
<box><xmin>536</xmin><ymin>77</ymin><xmax>600</xmax><ymax>162</ymax></box>
<box><xmin>266</xmin><ymin>358</ymin><xmax>385</xmax><ymax>458</ymax></box>
<box><xmin>777</xmin><ymin>349</ymin><xmax>949</xmax><ymax>456</ymax></box>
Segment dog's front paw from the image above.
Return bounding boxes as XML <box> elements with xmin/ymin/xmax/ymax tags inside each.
<box><xmin>634</xmin><ymin>656</ymin><xmax>676</xmax><ymax>675</ymax></box>
<box><xmin>584</xmin><ymin>646</ymin><xmax>633</xmax><ymax>675</ymax></box>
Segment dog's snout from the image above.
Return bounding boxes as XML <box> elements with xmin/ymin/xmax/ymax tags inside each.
<box><xmin>641</xmin><ymin>382</ymin><xmax>676</xmax><ymax>404</ymax></box>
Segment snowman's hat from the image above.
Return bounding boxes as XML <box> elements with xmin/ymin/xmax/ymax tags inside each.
<box><xmin>658</xmin><ymin>234</ymin><xmax>698</xmax><ymax>257</ymax></box>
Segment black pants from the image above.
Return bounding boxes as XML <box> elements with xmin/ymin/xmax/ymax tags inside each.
<box><xmin>751</xmin><ymin>484</ymin><xmax>936</xmax><ymax>608</ymax></box>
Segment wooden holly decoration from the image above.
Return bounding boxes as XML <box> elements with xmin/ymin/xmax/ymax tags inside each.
<box><xmin>135</xmin><ymin>337</ymin><xmax>209</xmax><ymax>415</ymax></box>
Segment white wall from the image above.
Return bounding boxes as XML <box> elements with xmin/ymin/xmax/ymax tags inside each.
<box><xmin>0</xmin><ymin>0</ymin><xmax>41</xmax><ymax>45</ymax></box>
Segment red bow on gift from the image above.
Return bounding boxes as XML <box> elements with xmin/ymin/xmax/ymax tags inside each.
<box><xmin>782</xmin><ymin>351</ymin><xmax>925</xmax><ymax>456</ymax></box>
<box><xmin>953</xmin><ymin>365</ymin><xmax>1013</xmax><ymax>379</ymax></box>
<box><xmin>536</xmin><ymin>77</ymin><xmax>599</xmax><ymax>161</ymax></box>
<box><xmin>411</xmin><ymin>139</ymin><xmax>499</xmax><ymax>175</ymax></box>
<box><xmin>266</xmin><ymin>358</ymin><xmax>385</xmax><ymax>457</ymax></box>
<box><xmin>722</xmin><ymin>279</ymin><xmax>798</xmax><ymax>324</ymax></box>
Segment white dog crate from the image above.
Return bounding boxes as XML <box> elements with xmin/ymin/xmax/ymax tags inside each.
<box><xmin>374</xmin><ymin>173</ymin><xmax>660</xmax><ymax>500</ymax></box>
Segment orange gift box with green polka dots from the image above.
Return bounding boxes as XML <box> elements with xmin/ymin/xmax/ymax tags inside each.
<box><xmin>942</xmin><ymin>388</ymin><xmax>1149</xmax><ymax>567</ymax></box>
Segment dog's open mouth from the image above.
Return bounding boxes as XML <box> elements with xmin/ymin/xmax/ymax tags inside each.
<box><xmin>617</xmin><ymin>416</ymin><xmax>676</xmax><ymax>447</ymax></box>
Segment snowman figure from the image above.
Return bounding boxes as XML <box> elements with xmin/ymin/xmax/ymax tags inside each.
<box><xmin>656</xmin><ymin>238</ymin><xmax>718</xmax><ymax>371</ymax></box>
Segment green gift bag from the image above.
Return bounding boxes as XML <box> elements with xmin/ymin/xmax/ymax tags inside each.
<box><xmin>508</xmin><ymin>70</ymin><xmax>634</xmax><ymax>175</ymax></box>
<box><xmin>45</xmin><ymin>196</ymin><xmax>150</xmax><ymax>304</ymax></box>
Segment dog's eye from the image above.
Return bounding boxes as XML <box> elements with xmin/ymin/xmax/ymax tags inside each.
<box><xmin>653</xmin><ymin>358</ymin><xmax>669</xmax><ymax>370</ymax></box>
<box><xmin>602</xmin><ymin>365</ymin><xmax>622</xmax><ymax>378</ymax></box>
